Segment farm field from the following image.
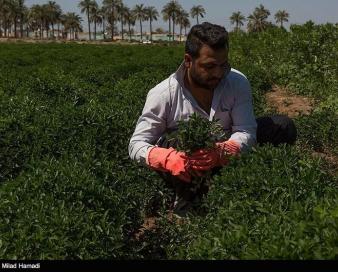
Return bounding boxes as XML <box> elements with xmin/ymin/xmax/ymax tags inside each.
<box><xmin>0</xmin><ymin>23</ymin><xmax>337</xmax><ymax>259</ymax></box>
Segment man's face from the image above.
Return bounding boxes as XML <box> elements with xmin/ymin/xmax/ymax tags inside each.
<box><xmin>185</xmin><ymin>45</ymin><xmax>230</xmax><ymax>91</ymax></box>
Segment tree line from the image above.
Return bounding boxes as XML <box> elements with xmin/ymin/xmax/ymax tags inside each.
<box><xmin>0</xmin><ymin>0</ymin><xmax>289</xmax><ymax>41</ymax></box>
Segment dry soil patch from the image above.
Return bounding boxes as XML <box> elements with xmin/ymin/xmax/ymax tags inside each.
<box><xmin>266</xmin><ymin>85</ymin><xmax>315</xmax><ymax>118</ymax></box>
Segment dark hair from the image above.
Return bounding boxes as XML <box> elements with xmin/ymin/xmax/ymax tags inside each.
<box><xmin>185</xmin><ymin>22</ymin><xmax>229</xmax><ymax>58</ymax></box>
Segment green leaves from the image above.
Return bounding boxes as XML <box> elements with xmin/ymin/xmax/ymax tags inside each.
<box><xmin>166</xmin><ymin>113</ymin><xmax>226</xmax><ymax>155</ymax></box>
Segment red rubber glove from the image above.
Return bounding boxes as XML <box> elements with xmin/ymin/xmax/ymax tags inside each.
<box><xmin>146</xmin><ymin>147</ymin><xmax>191</xmax><ymax>182</ymax></box>
<box><xmin>190</xmin><ymin>140</ymin><xmax>241</xmax><ymax>171</ymax></box>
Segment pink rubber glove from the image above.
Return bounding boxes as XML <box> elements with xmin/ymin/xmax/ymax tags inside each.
<box><xmin>146</xmin><ymin>147</ymin><xmax>191</xmax><ymax>182</ymax></box>
<box><xmin>190</xmin><ymin>140</ymin><xmax>241</xmax><ymax>171</ymax></box>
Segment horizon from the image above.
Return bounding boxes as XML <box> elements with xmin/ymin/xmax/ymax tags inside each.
<box><xmin>25</xmin><ymin>0</ymin><xmax>338</xmax><ymax>33</ymax></box>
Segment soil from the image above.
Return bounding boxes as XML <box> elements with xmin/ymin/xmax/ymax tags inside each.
<box><xmin>265</xmin><ymin>85</ymin><xmax>315</xmax><ymax>118</ymax></box>
<box><xmin>133</xmin><ymin>211</ymin><xmax>188</xmax><ymax>241</ymax></box>
<box><xmin>134</xmin><ymin>216</ymin><xmax>157</xmax><ymax>241</ymax></box>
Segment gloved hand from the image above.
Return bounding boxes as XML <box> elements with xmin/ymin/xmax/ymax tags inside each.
<box><xmin>146</xmin><ymin>147</ymin><xmax>191</xmax><ymax>182</ymax></box>
<box><xmin>190</xmin><ymin>140</ymin><xmax>241</xmax><ymax>171</ymax></box>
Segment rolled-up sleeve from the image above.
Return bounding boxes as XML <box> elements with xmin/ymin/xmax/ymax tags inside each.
<box><xmin>128</xmin><ymin>87</ymin><xmax>170</xmax><ymax>164</ymax></box>
<box><xmin>229</xmin><ymin>77</ymin><xmax>257</xmax><ymax>152</ymax></box>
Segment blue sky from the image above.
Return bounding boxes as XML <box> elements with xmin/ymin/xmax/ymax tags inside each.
<box><xmin>25</xmin><ymin>0</ymin><xmax>338</xmax><ymax>32</ymax></box>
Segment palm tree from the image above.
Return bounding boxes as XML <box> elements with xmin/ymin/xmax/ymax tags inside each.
<box><xmin>27</xmin><ymin>6</ymin><xmax>38</xmax><ymax>38</ymax></box>
<box><xmin>17</xmin><ymin>0</ymin><xmax>27</xmax><ymax>38</ymax></box>
<box><xmin>162</xmin><ymin>1</ymin><xmax>182</xmax><ymax>42</ymax></box>
<box><xmin>176</xmin><ymin>8</ymin><xmax>189</xmax><ymax>42</ymax></box>
<box><xmin>145</xmin><ymin>6</ymin><xmax>158</xmax><ymax>42</ymax></box>
<box><xmin>22</xmin><ymin>6</ymin><xmax>30</xmax><ymax>37</ymax></box>
<box><xmin>89</xmin><ymin>1</ymin><xmax>100</xmax><ymax>40</ymax></box>
<box><xmin>102</xmin><ymin>0</ymin><xmax>122</xmax><ymax>41</ymax></box>
<box><xmin>55</xmin><ymin>7</ymin><xmax>63</xmax><ymax>39</ymax></box>
<box><xmin>161</xmin><ymin>5</ymin><xmax>171</xmax><ymax>41</ymax></box>
<box><xmin>0</xmin><ymin>0</ymin><xmax>4</xmax><ymax>37</ymax></box>
<box><xmin>41</xmin><ymin>4</ymin><xmax>52</xmax><ymax>38</ymax></box>
<box><xmin>98</xmin><ymin>6</ymin><xmax>107</xmax><ymax>40</ymax></box>
<box><xmin>46</xmin><ymin>1</ymin><xmax>61</xmax><ymax>39</ymax></box>
<box><xmin>230</xmin><ymin>11</ymin><xmax>245</xmax><ymax>32</ymax></box>
<box><xmin>123</xmin><ymin>6</ymin><xmax>135</xmax><ymax>41</ymax></box>
<box><xmin>190</xmin><ymin>5</ymin><xmax>206</xmax><ymax>25</ymax></box>
<box><xmin>79</xmin><ymin>0</ymin><xmax>95</xmax><ymax>40</ymax></box>
<box><xmin>63</xmin><ymin>12</ymin><xmax>83</xmax><ymax>40</ymax></box>
<box><xmin>30</xmin><ymin>4</ymin><xmax>45</xmax><ymax>38</ymax></box>
<box><xmin>247</xmin><ymin>4</ymin><xmax>271</xmax><ymax>32</ymax></box>
<box><xmin>132</xmin><ymin>4</ymin><xmax>146</xmax><ymax>41</ymax></box>
<box><xmin>0</xmin><ymin>0</ymin><xmax>10</xmax><ymax>37</ymax></box>
<box><xmin>275</xmin><ymin>10</ymin><xmax>289</xmax><ymax>28</ymax></box>
<box><xmin>182</xmin><ymin>16</ymin><xmax>190</xmax><ymax>36</ymax></box>
<box><xmin>0</xmin><ymin>0</ymin><xmax>8</xmax><ymax>37</ymax></box>
<box><xmin>117</xmin><ymin>2</ymin><xmax>127</xmax><ymax>40</ymax></box>
<box><xmin>7</xmin><ymin>0</ymin><xmax>21</xmax><ymax>38</ymax></box>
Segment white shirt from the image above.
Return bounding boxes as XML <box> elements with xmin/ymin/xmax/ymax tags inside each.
<box><xmin>128</xmin><ymin>62</ymin><xmax>257</xmax><ymax>164</ymax></box>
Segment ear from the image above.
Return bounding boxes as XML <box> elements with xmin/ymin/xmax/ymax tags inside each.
<box><xmin>184</xmin><ymin>54</ymin><xmax>192</xmax><ymax>69</ymax></box>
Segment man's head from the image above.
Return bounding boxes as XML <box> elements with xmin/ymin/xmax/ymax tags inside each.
<box><xmin>184</xmin><ymin>22</ymin><xmax>230</xmax><ymax>91</ymax></box>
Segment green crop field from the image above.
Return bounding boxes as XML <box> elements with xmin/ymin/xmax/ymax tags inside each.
<box><xmin>0</xmin><ymin>23</ymin><xmax>337</xmax><ymax>259</ymax></box>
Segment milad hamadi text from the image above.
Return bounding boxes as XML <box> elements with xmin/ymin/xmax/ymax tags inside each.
<box><xmin>1</xmin><ymin>262</ymin><xmax>40</xmax><ymax>269</ymax></box>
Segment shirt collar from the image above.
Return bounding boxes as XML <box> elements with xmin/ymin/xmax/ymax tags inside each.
<box><xmin>173</xmin><ymin>61</ymin><xmax>186</xmax><ymax>87</ymax></box>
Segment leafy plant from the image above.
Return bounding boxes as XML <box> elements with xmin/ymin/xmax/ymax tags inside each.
<box><xmin>166</xmin><ymin>113</ymin><xmax>227</xmax><ymax>155</ymax></box>
<box><xmin>165</xmin><ymin>113</ymin><xmax>228</xmax><ymax>191</ymax></box>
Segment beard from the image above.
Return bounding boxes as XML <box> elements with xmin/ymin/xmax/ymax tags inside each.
<box><xmin>189</xmin><ymin>67</ymin><xmax>222</xmax><ymax>91</ymax></box>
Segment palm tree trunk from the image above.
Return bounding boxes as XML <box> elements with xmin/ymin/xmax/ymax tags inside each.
<box><xmin>52</xmin><ymin>23</ymin><xmax>54</xmax><ymax>38</ymax></box>
<box><xmin>87</xmin><ymin>11</ymin><xmax>91</xmax><ymax>40</ymax></box>
<box><xmin>94</xmin><ymin>21</ymin><xmax>97</xmax><ymax>40</ymax></box>
<box><xmin>20</xmin><ymin>14</ymin><xmax>24</xmax><ymax>38</ymax></box>
<box><xmin>150</xmin><ymin>19</ymin><xmax>152</xmax><ymax>41</ymax></box>
<box><xmin>172</xmin><ymin>17</ymin><xmax>175</xmax><ymax>42</ymax></box>
<box><xmin>103</xmin><ymin>18</ymin><xmax>106</xmax><ymax>40</ymax></box>
<box><xmin>128</xmin><ymin>21</ymin><xmax>131</xmax><ymax>41</ymax></box>
<box><xmin>57</xmin><ymin>23</ymin><xmax>60</xmax><ymax>39</ymax></box>
<box><xmin>111</xmin><ymin>18</ymin><xmax>114</xmax><ymax>41</ymax></box>
<box><xmin>121</xmin><ymin>19</ymin><xmax>124</xmax><ymax>40</ymax></box>
<box><xmin>168</xmin><ymin>18</ymin><xmax>171</xmax><ymax>41</ymax></box>
<box><xmin>139</xmin><ymin>19</ymin><xmax>142</xmax><ymax>41</ymax></box>
<box><xmin>14</xmin><ymin>18</ymin><xmax>17</xmax><ymax>38</ymax></box>
<box><xmin>111</xmin><ymin>4</ymin><xmax>115</xmax><ymax>41</ymax></box>
<box><xmin>197</xmin><ymin>16</ymin><xmax>199</xmax><ymax>25</ymax></box>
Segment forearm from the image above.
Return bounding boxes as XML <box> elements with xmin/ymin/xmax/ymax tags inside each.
<box><xmin>128</xmin><ymin>140</ymin><xmax>154</xmax><ymax>165</ymax></box>
<box><xmin>229</xmin><ymin>129</ymin><xmax>257</xmax><ymax>153</ymax></box>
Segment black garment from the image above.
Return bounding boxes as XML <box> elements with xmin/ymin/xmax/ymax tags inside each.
<box><xmin>156</xmin><ymin>115</ymin><xmax>297</xmax><ymax>213</ymax></box>
<box><xmin>256</xmin><ymin>115</ymin><xmax>297</xmax><ymax>146</ymax></box>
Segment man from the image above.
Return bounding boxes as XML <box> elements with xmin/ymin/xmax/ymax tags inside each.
<box><xmin>129</xmin><ymin>22</ymin><xmax>296</xmax><ymax>215</ymax></box>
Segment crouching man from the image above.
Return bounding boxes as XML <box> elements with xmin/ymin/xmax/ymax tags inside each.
<box><xmin>128</xmin><ymin>22</ymin><xmax>297</xmax><ymax>216</ymax></box>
